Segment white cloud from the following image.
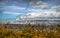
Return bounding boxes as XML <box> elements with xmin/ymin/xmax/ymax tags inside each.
<box><xmin>4</xmin><ymin>6</ymin><xmax>26</xmax><ymax>10</ymax></box>
<box><xmin>20</xmin><ymin>11</ymin><xmax>60</xmax><ymax>19</ymax></box>
<box><xmin>29</xmin><ymin>1</ymin><xmax>52</xmax><ymax>9</ymax></box>
<box><xmin>3</xmin><ymin>6</ymin><xmax>26</xmax><ymax>13</ymax></box>
<box><xmin>29</xmin><ymin>0</ymin><xmax>60</xmax><ymax>13</ymax></box>
<box><xmin>3</xmin><ymin>11</ymin><xmax>22</xmax><ymax>14</ymax></box>
<box><xmin>56</xmin><ymin>6</ymin><xmax>60</xmax><ymax>12</ymax></box>
<box><xmin>52</xmin><ymin>5</ymin><xmax>60</xmax><ymax>12</ymax></box>
<box><xmin>15</xmin><ymin>1</ymin><xmax>60</xmax><ymax>20</ymax></box>
<box><xmin>21</xmin><ymin>12</ymin><xmax>40</xmax><ymax>18</ymax></box>
<box><xmin>16</xmin><ymin>9</ymin><xmax>60</xmax><ymax>21</ymax></box>
<box><xmin>27</xmin><ymin>8</ymin><xmax>42</xmax><ymax>12</ymax></box>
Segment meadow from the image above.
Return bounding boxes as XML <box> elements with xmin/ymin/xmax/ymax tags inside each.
<box><xmin>0</xmin><ymin>23</ymin><xmax>60</xmax><ymax>38</ymax></box>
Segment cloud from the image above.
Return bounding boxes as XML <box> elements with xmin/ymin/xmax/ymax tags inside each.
<box><xmin>20</xmin><ymin>11</ymin><xmax>60</xmax><ymax>19</ymax></box>
<box><xmin>4</xmin><ymin>6</ymin><xmax>26</xmax><ymax>10</ymax></box>
<box><xmin>3</xmin><ymin>11</ymin><xmax>22</xmax><ymax>14</ymax></box>
<box><xmin>0</xmin><ymin>6</ymin><xmax>25</xmax><ymax>14</ymax></box>
<box><xmin>56</xmin><ymin>6</ymin><xmax>60</xmax><ymax>12</ymax></box>
<box><xmin>15</xmin><ymin>0</ymin><xmax>60</xmax><ymax>21</ymax></box>
<box><xmin>21</xmin><ymin>12</ymin><xmax>40</xmax><ymax>18</ymax></box>
<box><xmin>29</xmin><ymin>1</ymin><xmax>52</xmax><ymax>9</ymax></box>
<box><xmin>27</xmin><ymin>8</ymin><xmax>42</xmax><ymax>12</ymax></box>
<box><xmin>52</xmin><ymin>5</ymin><xmax>60</xmax><ymax>12</ymax></box>
<box><xmin>16</xmin><ymin>5</ymin><xmax>60</xmax><ymax>20</ymax></box>
<box><xmin>2</xmin><ymin>6</ymin><xmax>26</xmax><ymax>14</ymax></box>
<box><xmin>29</xmin><ymin>0</ymin><xmax>60</xmax><ymax>10</ymax></box>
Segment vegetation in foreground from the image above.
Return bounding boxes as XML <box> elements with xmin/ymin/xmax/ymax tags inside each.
<box><xmin>0</xmin><ymin>24</ymin><xmax>60</xmax><ymax>38</ymax></box>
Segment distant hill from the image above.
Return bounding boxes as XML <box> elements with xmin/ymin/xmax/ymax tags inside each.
<box><xmin>10</xmin><ymin>19</ymin><xmax>60</xmax><ymax>24</ymax></box>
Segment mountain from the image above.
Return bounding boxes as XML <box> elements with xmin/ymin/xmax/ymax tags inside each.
<box><xmin>10</xmin><ymin>18</ymin><xmax>60</xmax><ymax>24</ymax></box>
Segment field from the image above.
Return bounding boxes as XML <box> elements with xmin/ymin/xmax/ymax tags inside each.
<box><xmin>0</xmin><ymin>23</ymin><xmax>60</xmax><ymax>38</ymax></box>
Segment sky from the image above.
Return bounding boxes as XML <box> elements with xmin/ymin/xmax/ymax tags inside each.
<box><xmin>0</xmin><ymin>0</ymin><xmax>60</xmax><ymax>23</ymax></box>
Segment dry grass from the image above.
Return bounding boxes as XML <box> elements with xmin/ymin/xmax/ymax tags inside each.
<box><xmin>0</xmin><ymin>24</ymin><xmax>60</xmax><ymax>38</ymax></box>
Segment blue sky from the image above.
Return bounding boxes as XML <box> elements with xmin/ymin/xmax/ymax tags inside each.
<box><xmin>0</xmin><ymin>0</ymin><xmax>60</xmax><ymax>23</ymax></box>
